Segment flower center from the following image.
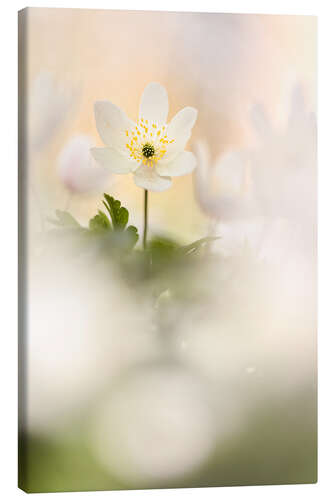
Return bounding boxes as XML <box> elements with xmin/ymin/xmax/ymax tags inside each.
<box><xmin>142</xmin><ymin>143</ymin><xmax>155</xmax><ymax>158</ymax></box>
<box><xmin>125</xmin><ymin>118</ymin><xmax>175</xmax><ymax>167</ymax></box>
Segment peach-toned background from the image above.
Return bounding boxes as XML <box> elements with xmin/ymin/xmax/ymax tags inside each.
<box><xmin>26</xmin><ymin>8</ymin><xmax>316</xmax><ymax>240</ymax></box>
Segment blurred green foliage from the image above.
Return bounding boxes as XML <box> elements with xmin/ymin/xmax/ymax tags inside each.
<box><xmin>19</xmin><ymin>389</ymin><xmax>316</xmax><ymax>492</ymax></box>
<box><xmin>21</xmin><ymin>193</ymin><xmax>317</xmax><ymax>493</ymax></box>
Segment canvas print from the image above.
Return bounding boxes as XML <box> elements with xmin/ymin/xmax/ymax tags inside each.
<box><xmin>18</xmin><ymin>8</ymin><xmax>317</xmax><ymax>493</ymax></box>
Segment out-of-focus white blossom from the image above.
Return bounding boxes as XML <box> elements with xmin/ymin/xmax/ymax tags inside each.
<box><xmin>194</xmin><ymin>140</ymin><xmax>264</xmax><ymax>256</ymax></box>
<box><xmin>26</xmin><ymin>253</ymin><xmax>159</xmax><ymax>433</ymax></box>
<box><xmin>172</xmin><ymin>247</ymin><xmax>316</xmax><ymax>430</ymax></box>
<box><xmin>29</xmin><ymin>71</ymin><xmax>77</xmax><ymax>151</ymax></box>
<box><xmin>250</xmin><ymin>85</ymin><xmax>316</xmax><ymax>253</ymax></box>
<box><xmin>194</xmin><ymin>141</ymin><xmax>256</xmax><ymax>221</ymax></box>
<box><xmin>92</xmin><ymin>82</ymin><xmax>197</xmax><ymax>192</ymax></box>
<box><xmin>58</xmin><ymin>135</ymin><xmax>110</xmax><ymax>194</ymax></box>
<box><xmin>194</xmin><ymin>84</ymin><xmax>316</xmax><ymax>259</ymax></box>
<box><xmin>91</xmin><ymin>364</ymin><xmax>217</xmax><ymax>486</ymax></box>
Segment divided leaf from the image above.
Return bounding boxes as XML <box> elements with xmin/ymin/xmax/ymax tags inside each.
<box><xmin>103</xmin><ymin>194</ymin><xmax>129</xmax><ymax>230</ymax></box>
<box><xmin>178</xmin><ymin>237</ymin><xmax>220</xmax><ymax>256</ymax></box>
<box><xmin>89</xmin><ymin>210</ymin><xmax>111</xmax><ymax>231</ymax></box>
<box><xmin>88</xmin><ymin>194</ymin><xmax>139</xmax><ymax>251</ymax></box>
<box><xmin>48</xmin><ymin>210</ymin><xmax>81</xmax><ymax>228</ymax></box>
<box><xmin>125</xmin><ymin>225</ymin><xmax>139</xmax><ymax>249</ymax></box>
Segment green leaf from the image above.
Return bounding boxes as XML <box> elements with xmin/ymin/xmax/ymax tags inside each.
<box><xmin>48</xmin><ymin>210</ymin><xmax>81</xmax><ymax>228</ymax></box>
<box><xmin>106</xmin><ymin>225</ymin><xmax>139</xmax><ymax>252</ymax></box>
<box><xmin>149</xmin><ymin>236</ymin><xmax>180</xmax><ymax>253</ymax></box>
<box><xmin>178</xmin><ymin>237</ymin><xmax>220</xmax><ymax>256</ymax></box>
<box><xmin>125</xmin><ymin>225</ymin><xmax>139</xmax><ymax>249</ymax></box>
<box><xmin>103</xmin><ymin>194</ymin><xmax>129</xmax><ymax>230</ymax></box>
<box><xmin>87</xmin><ymin>194</ymin><xmax>139</xmax><ymax>251</ymax></box>
<box><xmin>89</xmin><ymin>211</ymin><xmax>111</xmax><ymax>231</ymax></box>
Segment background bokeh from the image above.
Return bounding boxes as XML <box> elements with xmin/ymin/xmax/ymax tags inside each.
<box><xmin>19</xmin><ymin>8</ymin><xmax>317</xmax><ymax>493</ymax></box>
<box><xmin>25</xmin><ymin>8</ymin><xmax>316</xmax><ymax>240</ymax></box>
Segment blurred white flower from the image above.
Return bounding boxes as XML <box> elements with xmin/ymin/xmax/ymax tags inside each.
<box><xmin>26</xmin><ymin>254</ymin><xmax>159</xmax><ymax>433</ymax></box>
<box><xmin>58</xmin><ymin>135</ymin><xmax>110</xmax><ymax>194</ymax></box>
<box><xmin>173</xmin><ymin>241</ymin><xmax>316</xmax><ymax>422</ymax></box>
<box><xmin>194</xmin><ymin>142</ymin><xmax>256</xmax><ymax>221</ymax></box>
<box><xmin>29</xmin><ymin>71</ymin><xmax>77</xmax><ymax>151</ymax></box>
<box><xmin>92</xmin><ymin>82</ymin><xmax>197</xmax><ymax>192</ymax></box>
<box><xmin>194</xmin><ymin>141</ymin><xmax>264</xmax><ymax>256</ymax></box>
<box><xmin>194</xmin><ymin>84</ymin><xmax>316</xmax><ymax>259</ymax></box>
<box><xmin>250</xmin><ymin>84</ymin><xmax>316</xmax><ymax>252</ymax></box>
<box><xmin>91</xmin><ymin>363</ymin><xmax>216</xmax><ymax>486</ymax></box>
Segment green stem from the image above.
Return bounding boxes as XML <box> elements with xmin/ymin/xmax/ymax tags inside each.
<box><xmin>143</xmin><ymin>189</ymin><xmax>148</xmax><ymax>250</ymax></box>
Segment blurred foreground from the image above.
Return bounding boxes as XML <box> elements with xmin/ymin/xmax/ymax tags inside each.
<box><xmin>19</xmin><ymin>190</ymin><xmax>316</xmax><ymax>491</ymax></box>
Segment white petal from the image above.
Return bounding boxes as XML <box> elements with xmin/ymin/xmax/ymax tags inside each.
<box><xmin>250</xmin><ymin>103</ymin><xmax>272</xmax><ymax>141</ymax></box>
<box><xmin>157</xmin><ymin>152</ymin><xmax>196</xmax><ymax>177</ymax></box>
<box><xmin>94</xmin><ymin>101</ymin><xmax>134</xmax><ymax>151</ymax></box>
<box><xmin>139</xmin><ymin>83</ymin><xmax>169</xmax><ymax>125</ymax></box>
<box><xmin>214</xmin><ymin>151</ymin><xmax>247</xmax><ymax>195</ymax></box>
<box><xmin>288</xmin><ymin>84</ymin><xmax>306</xmax><ymax>125</ymax></box>
<box><xmin>133</xmin><ymin>164</ymin><xmax>172</xmax><ymax>192</ymax></box>
<box><xmin>193</xmin><ymin>141</ymin><xmax>210</xmax><ymax>184</ymax></box>
<box><xmin>91</xmin><ymin>147</ymin><xmax>137</xmax><ymax>174</ymax></box>
<box><xmin>192</xmin><ymin>141</ymin><xmax>211</xmax><ymax>211</ymax></box>
<box><xmin>165</xmin><ymin>107</ymin><xmax>198</xmax><ymax>158</ymax></box>
<box><xmin>58</xmin><ymin>135</ymin><xmax>109</xmax><ymax>193</ymax></box>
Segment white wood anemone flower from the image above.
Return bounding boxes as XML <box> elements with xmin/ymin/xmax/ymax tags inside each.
<box><xmin>193</xmin><ymin>84</ymin><xmax>316</xmax><ymax>261</ymax></box>
<box><xmin>91</xmin><ymin>83</ymin><xmax>198</xmax><ymax>192</ymax></box>
<box><xmin>58</xmin><ymin>135</ymin><xmax>110</xmax><ymax>194</ymax></box>
<box><xmin>29</xmin><ymin>71</ymin><xmax>77</xmax><ymax>152</ymax></box>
